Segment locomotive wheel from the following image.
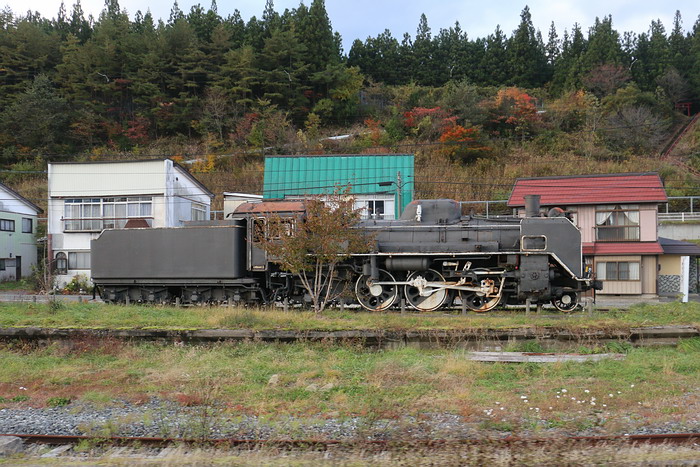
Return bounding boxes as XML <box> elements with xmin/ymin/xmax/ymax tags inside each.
<box><xmin>552</xmin><ymin>292</ymin><xmax>579</xmax><ymax>312</ymax></box>
<box><xmin>355</xmin><ymin>269</ymin><xmax>398</xmax><ymax>311</ymax></box>
<box><xmin>459</xmin><ymin>292</ymin><xmax>501</xmax><ymax>313</ymax></box>
<box><xmin>404</xmin><ymin>269</ymin><xmax>448</xmax><ymax>312</ymax></box>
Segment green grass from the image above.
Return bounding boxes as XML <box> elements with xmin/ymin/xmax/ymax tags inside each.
<box><xmin>0</xmin><ymin>341</ymin><xmax>699</xmax><ymax>436</ymax></box>
<box><xmin>0</xmin><ymin>301</ymin><xmax>699</xmax><ymax>331</ymax></box>
<box><xmin>0</xmin><ymin>280</ymin><xmax>33</xmax><ymax>291</ymax></box>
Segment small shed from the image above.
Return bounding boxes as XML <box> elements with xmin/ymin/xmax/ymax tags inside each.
<box><xmin>263</xmin><ymin>154</ymin><xmax>414</xmax><ymax>220</ymax></box>
<box><xmin>658</xmin><ymin>237</ymin><xmax>700</xmax><ymax>297</ymax></box>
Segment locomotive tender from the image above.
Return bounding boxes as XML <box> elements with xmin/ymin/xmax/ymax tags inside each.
<box><xmin>92</xmin><ymin>196</ymin><xmax>599</xmax><ymax>312</ymax></box>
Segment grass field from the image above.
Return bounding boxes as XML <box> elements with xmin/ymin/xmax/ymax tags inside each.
<box><xmin>1</xmin><ymin>338</ymin><xmax>699</xmax><ymax>437</ymax></box>
<box><xmin>0</xmin><ymin>300</ymin><xmax>699</xmax><ymax>331</ymax></box>
<box><xmin>1</xmin><ymin>301</ymin><xmax>699</xmax><ymax>441</ymax></box>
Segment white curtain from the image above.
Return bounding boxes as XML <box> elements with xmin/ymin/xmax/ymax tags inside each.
<box><xmin>596</xmin><ymin>210</ymin><xmax>613</xmax><ymax>225</ymax></box>
<box><xmin>629</xmin><ymin>262</ymin><xmax>640</xmax><ymax>280</ymax></box>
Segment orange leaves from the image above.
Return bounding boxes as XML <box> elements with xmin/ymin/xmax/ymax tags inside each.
<box><xmin>438</xmin><ymin>124</ymin><xmax>491</xmax><ymax>162</ymax></box>
<box><xmin>486</xmin><ymin>87</ymin><xmax>541</xmax><ymax>138</ymax></box>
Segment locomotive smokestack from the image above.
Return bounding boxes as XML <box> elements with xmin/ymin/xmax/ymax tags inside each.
<box><xmin>524</xmin><ymin>195</ymin><xmax>541</xmax><ymax>217</ymax></box>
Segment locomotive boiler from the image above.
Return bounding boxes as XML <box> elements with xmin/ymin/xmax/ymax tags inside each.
<box><xmin>91</xmin><ymin>196</ymin><xmax>599</xmax><ymax>312</ymax></box>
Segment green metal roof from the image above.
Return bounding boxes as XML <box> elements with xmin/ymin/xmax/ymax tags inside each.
<box><xmin>263</xmin><ymin>154</ymin><xmax>414</xmax><ymax>215</ymax></box>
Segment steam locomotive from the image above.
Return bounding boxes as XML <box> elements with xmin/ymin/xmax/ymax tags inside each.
<box><xmin>91</xmin><ymin>196</ymin><xmax>599</xmax><ymax>312</ymax></box>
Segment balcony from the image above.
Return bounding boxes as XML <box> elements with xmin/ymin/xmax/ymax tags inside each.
<box><xmin>63</xmin><ymin>218</ymin><xmax>153</xmax><ymax>232</ymax></box>
<box><xmin>595</xmin><ymin>225</ymin><xmax>640</xmax><ymax>242</ymax></box>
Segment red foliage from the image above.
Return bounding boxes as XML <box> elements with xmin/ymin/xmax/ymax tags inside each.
<box><xmin>231</xmin><ymin>112</ymin><xmax>260</xmax><ymax>144</ymax></box>
<box><xmin>403</xmin><ymin>107</ymin><xmax>453</xmax><ymax>128</ymax></box>
<box><xmin>126</xmin><ymin>117</ymin><xmax>150</xmax><ymax>144</ymax></box>
<box><xmin>364</xmin><ymin>117</ymin><xmax>383</xmax><ymax>144</ymax></box>
<box><xmin>438</xmin><ymin>124</ymin><xmax>491</xmax><ymax>162</ymax></box>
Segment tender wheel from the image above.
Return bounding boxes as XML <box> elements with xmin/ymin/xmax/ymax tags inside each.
<box><xmin>459</xmin><ymin>292</ymin><xmax>501</xmax><ymax>313</ymax></box>
<box><xmin>355</xmin><ymin>269</ymin><xmax>398</xmax><ymax>311</ymax></box>
<box><xmin>552</xmin><ymin>292</ymin><xmax>579</xmax><ymax>312</ymax></box>
<box><xmin>404</xmin><ymin>269</ymin><xmax>448</xmax><ymax>312</ymax></box>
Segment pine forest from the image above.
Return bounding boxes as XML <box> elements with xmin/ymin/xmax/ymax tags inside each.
<box><xmin>1</xmin><ymin>0</ymin><xmax>700</xmax><ymax>210</ymax></box>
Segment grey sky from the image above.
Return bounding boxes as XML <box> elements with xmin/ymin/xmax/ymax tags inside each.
<box><xmin>3</xmin><ymin>0</ymin><xmax>699</xmax><ymax>51</ymax></box>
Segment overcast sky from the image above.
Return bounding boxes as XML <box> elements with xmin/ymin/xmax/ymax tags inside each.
<box><xmin>3</xmin><ymin>0</ymin><xmax>699</xmax><ymax>51</ymax></box>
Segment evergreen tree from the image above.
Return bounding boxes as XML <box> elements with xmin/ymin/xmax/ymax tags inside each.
<box><xmin>297</xmin><ymin>0</ymin><xmax>340</xmax><ymax>74</ymax></box>
<box><xmin>669</xmin><ymin>11</ymin><xmax>689</xmax><ymax>75</ymax></box>
<box><xmin>413</xmin><ymin>13</ymin><xmax>436</xmax><ymax>85</ymax></box>
<box><xmin>507</xmin><ymin>6</ymin><xmax>547</xmax><ymax>87</ymax></box>
<box><xmin>480</xmin><ymin>25</ymin><xmax>509</xmax><ymax>86</ymax></box>
<box><xmin>68</xmin><ymin>0</ymin><xmax>91</xmax><ymax>42</ymax></box>
<box><xmin>259</xmin><ymin>27</ymin><xmax>309</xmax><ymax>115</ymax></box>
<box><xmin>0</xmin><ymin>74</ymin><xmax>71</xmax><ymax>150</ymax></box>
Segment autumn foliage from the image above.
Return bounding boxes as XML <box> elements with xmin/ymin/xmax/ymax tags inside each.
<box><xmin>439</xmin><ymin>124</ymin><xmax>491</xmax><ymax>162</ymax></box>
<box><xmin>486</xmin><ymin>87</ymin><xmax>541</xmax><ymax>138</ymax></box>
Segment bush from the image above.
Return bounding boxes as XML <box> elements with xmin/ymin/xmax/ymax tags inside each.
<box><xmin>63</xmin><ymin>274</ymin><xmax>93</xmax><ymax>294</ymax></box>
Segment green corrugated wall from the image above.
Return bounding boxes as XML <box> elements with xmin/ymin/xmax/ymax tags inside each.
<box><xmin>263</xmin><ymin>154</ymin><xmax>414</xmax><ymax>217</ymax></box>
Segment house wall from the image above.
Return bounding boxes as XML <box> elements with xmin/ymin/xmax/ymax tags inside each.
<box><xmin>576</xmin><ymin>206</ymin><xmax>596</xmax><ymax>242</ymax></box>
<box><xmin>639</xmin><ymin>207</ymin><xmax>657</xmax><ymax>241</ymax></box>
<box><xmin>659</xmin><ymin>255</ymin><xmax>680</xmax><ymax>275</ymax></box>
<box><xmin>0</xmin><ymin>211</ymin><xmax>38</xmax><ymax>280</ymax></box>
<box><xmin>166</xmin><ymin>161</ymin><xmax>212</xmax><ymax>225</ymax></box>
<box><xmin>48</xmin><ymin>160</ymin><xmax>167</xmax><ymax>197</ymax></box>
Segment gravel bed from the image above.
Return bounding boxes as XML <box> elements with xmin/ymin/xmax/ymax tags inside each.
<box><xmin>1</xmin><ymin>399</ymin><xmax>700</xmax><ymax>440</ymax></box>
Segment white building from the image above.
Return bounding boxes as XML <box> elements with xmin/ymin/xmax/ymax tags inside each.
<box><xmin>0</xmin><ymin>181</ymin><xmax>42</xmax><ymax>281</ymax></box>
<box><xmin>48</xmin><ymin>159</ymin><xmax>214</xmax><ymax>287</ymax></box>
<box><xmin>223</xmin><ymin>192</ymin><xmax>263</xmax><ymax>218</ymax></box>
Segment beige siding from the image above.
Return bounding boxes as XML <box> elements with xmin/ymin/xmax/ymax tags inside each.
<box><xmin>658</xmin><ymin>255</ymin><xmax>680</xmax><ymax>275</ymax></box>
<box><xmin>49</xmin><ymin>161</ymin><xmax>166</xmax><ymax>197</ymax></box>
<box><xmin>639</xmin><ymin>207</ymin><xmax>657</xmax><ymax>241</ymax></box>
<box><xmin>641</xmin><ymin>256</ymin><xmax>657</xmax><ymax>294</ymax></box>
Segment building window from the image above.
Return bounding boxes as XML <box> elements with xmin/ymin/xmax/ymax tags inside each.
<box><xmin>597</xmin><ymin>261</ymin><xmax>640</xmax><ymax>281</ymax></box>
<box><xmin>367</xmin><ymin>200</ymin><xmax>385</xmax><ymax>219</ymax></box>
<box><xmin>22</xmin><ymin>218</ymin><xmax>32</xmax><ymax>233</ymax></box>
<box><xmin>0</xmin><ymin>219</ymin><xmax>15</xmax><ymax>232</ymax></box>
<box><xmin>595</xmin><ymin>205</ymin><xmax>640</xmax><ymax>241</ymax></box>
<box><xmin>0</xmin><ymin>259</ymin><xmax>5</xmax><ymax>270</ymax></box>
<box><xmin>55</xmin><ymin>252</ymin><xmax>67</xmax><ymax>275</ymax></box>
<box><xmin>64</xmin><ymin>197</ymin><xmax>153</xmax><ymax>231</ymax></box>
<box><xmin>68</xmin><ymin>252</ymin><xmax>91</xmax><ymax>270</ymax></box>
<box><xmin>191</xmin><ymin>202</ymin><xmax>207</xmax><ymax>221</ymax></box>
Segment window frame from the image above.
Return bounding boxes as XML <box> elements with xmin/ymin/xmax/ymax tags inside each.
<box><xmin>67</xmin><ymin>251</ymin><xmax>91</xmax><ymax>270</ymax></box>
<box><xmin>595</xmin><ymin>204</ymin><xmax>640</xmax><ymax>242</ymax></box>
<box><xmin>0</xmin><ymin>219</ymin><xmax>15</xmax><ymax>232</ymax></box>
<box><xmin>596</xmin><ymin>261</ymin><xmax>641</xmax><ymax>281</ymax></box>
<box><xmin>54</xmin><ymin>252</ymin><xmax>67</xmax><ymax>275</ymax></box>
<box><xmin>191</xmin><ymin>202</ymin><xmax>207</xmax><ymax>221</ymax></box>
<box><xmin>22</xmin><ymin>217</ymin><xmax>32</xmax><ymax>233</ymax></box>
<box><xmin>63</xmin><ymin>197</ymin><xmax>153</xmax><ymax>232</ymax></box>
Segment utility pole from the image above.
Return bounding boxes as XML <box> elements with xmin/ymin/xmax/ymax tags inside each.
<box><xmin>396</xmin><ymin>171</ymin><xmax>402</xmax><ymax>218</ymax></box>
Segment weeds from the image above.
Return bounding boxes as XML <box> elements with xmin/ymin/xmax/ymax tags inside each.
<box><xmin>46</xmin><ymin>396</ymin><xmax>71</xmax><ymax>407</ymax></box>
<box><xmin>1</xmin><ymin>301</ymin><xmax>700</xmax><ymax>331</ymax></box>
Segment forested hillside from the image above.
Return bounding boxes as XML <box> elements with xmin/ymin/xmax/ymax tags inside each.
<box><xmin>1</xmin><ymin>0</ymin><xmax>699</xmax><ymax>210</ymax></box>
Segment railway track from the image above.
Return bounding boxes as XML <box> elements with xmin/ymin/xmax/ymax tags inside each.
<box><xmin>5</xmin><ymin>432</ymin><xmax>700</xmax><ymax>450</ymax></box>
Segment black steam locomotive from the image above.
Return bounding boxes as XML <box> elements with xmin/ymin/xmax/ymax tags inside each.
<box><xmin>91</xmin><ymin>197</ymin><xmax>599</xmax><ymax>312</ymax></box>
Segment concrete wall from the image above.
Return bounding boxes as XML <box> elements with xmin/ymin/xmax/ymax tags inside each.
<box><xmin>658</xmin><ymin>223</ymin><xmax>700</xmax><ymax>241</ymax></box>
<box><xmin>49</xmin><ymin>160</ymin><xmax>167</xmax><ymax>197</ymax></box>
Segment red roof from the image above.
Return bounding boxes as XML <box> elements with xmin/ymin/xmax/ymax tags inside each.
<box><xmin>234</xmin><ymin>201</ymin><xmax>306</xmax><ymax>214</ymax></box>
<box><xmin>508</xmin><ymin>173</ymin><xmax>667</xmax><ymax>207</ymax></box>
<box><xmin>582</xmin><ymin>242</ymin><xmax>664</xmax><ymax>255</ymax></box>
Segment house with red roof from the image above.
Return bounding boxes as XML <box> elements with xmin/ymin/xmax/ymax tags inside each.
<box><xmin>508</xmin><ymin>172</ymin><xmax>700</xmax><ymax>297</ymax></box>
